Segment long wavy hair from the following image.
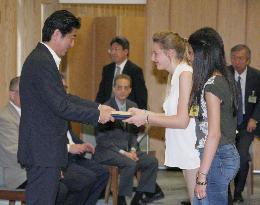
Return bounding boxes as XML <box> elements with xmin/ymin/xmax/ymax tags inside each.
<box><xmin>188</xmin><ymin>27</ymin><xmax>238</xmax><ymax>119</ymax></box>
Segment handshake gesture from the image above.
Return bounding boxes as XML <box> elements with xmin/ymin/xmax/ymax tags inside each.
<box><xmin>98</xmin><ymin>104</ymin><xmax>115</xmax><ymax>124</ymax></box>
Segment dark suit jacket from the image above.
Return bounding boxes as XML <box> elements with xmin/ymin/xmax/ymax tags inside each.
<box><xmin>18</xmin><ymin>43</ymin><xmax>100</xmax><ymax>168</ymax></box>
<box><xmin>229</xmin><ymin>65</ymin><xmax>260</xmax><ymax>133</ymax></box>
<box><xmin>96</xmin><ymin>98</ymin><xmax>139</xmax><ymax>153</ymax></box>
<box><xmin>95</xmin><ymin>60</ymin><xmax>148</xmax><ymax>109</ymax></box>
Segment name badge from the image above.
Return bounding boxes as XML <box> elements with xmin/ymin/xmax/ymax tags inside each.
<box><xmin>248</xmin><ymin>90</ymin><xmax>257</xmax><ymax>104</ymax></box>
<box><xmin>189</xmin><ymin>105</ymin><xmax>199</xmax><ymax>117</ymax></box>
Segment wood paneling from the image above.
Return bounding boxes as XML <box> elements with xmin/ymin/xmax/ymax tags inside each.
<box><xmin>93</xmin><ymin>17</ymin><xmax>117</xmax><ymax>98</ymax></box>
<box><xmin>217</xmin><ymin>0</ymin><xmax>247</xmax><ymax>64</ymax></box>
<box><xmin>246</xmin><ymin>0</ymin><xmax>260</xmax><ymax>69</ymax></box>
<box><xmin>170</xmin><ymin>0</ymin><xmax>218</xmax><ymax>38</ymax></box>
<box><xmin>118</xmin><ymin>16</ymin><xmax>146</xmax><ymax>69</ymax></box>
<box><xmin>0</xmin><ymin>0</ymin><xmax>17</xmax><ymax>108</ymax></box>
<box><xmin>66</xmin><ymin>17</ymin><xmax>95</xmax><ymax>100</ymax></box>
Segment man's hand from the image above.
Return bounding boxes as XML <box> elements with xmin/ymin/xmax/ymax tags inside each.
<box><xmin>98</xmin><ymin>105</ymin><xmax>115</xmax><ymax>124</ymax></box>
<box><xmin>130</xmin><ymin>151</ymin><xmax>139</xmax><ymax>161</ymax></box>
<box><xmin>122</xmin><ymin>151</ymin><xmax>139</xmax><ymax>161</ymax></box>
<box><xmin>82</xmin><ymin>143</ymin><xmax>95</xmax><ymax>154</ymax></box>
<box><xmin>247</xmin><ymin>118</ymin><xmax>257</xmax><ymax>133</ymax></box>
<box><xmin>69</xmin><ymin>144</ymin><xmax>88</xmax><ymax>154</ymax></box>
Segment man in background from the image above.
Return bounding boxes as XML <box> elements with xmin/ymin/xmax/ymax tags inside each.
<box><xmin>229</xmin><ymin>44</ymin><xmax>260</xmax><ymax>203</ymax></box>
<box><xmin>96</xmin><ymin>36</ymin><xmax>148</xmax><ymax>110</ymax></box>
<box><xmin>0</xmin><ymin>77</ymin><xmax>26</xmax><ymax>189</ymax></box>
<box><xmin>94</xmin><ymin>74</ymin><xmax>164</xmax><ymax>205</ymax></box>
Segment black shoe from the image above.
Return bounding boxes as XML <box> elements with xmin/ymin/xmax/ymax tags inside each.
<box><xmin>143</xmin><ymin>190</ymin><xmax>165</xmax><ymax>203</ymax></box>
<box><xmin>131</xmin><ymin>192</ymin><xmax>146</xmax><ymax>205</ymax></box>
<box><xmin>180</xmin><ymin>200</ymin><xmax>191</xmax><ymax>205</ymax></box>
<box><xmin>130</xmin><ymin>198</ymin><xmax>146</xmax><ymax>205</ymax></box>
<box><xmin>233</xmin><ymin>192</ymin><xmax>244</xmax><ymax>203</ymax></box>
<box><xmin>118</xmin><ymin>195</ymin><xmax>127</xmax><ymax>205</ymax></box>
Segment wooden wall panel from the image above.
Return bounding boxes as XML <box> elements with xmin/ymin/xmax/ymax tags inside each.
<box><xmin>60</xmin><ymin>4</ymin><xmax>145</xmax><ymax>17</ymax></box>
<box><xmin>217</xmin><ymin>0</ymin><xmax>247</xmax><ymax>64</ymax></box>
<box><xmin>119</xmin><ymin>16</ymin><xmax>145</xmax><ymax>69</ymax></box>
<box><xmin>170</xmin><ymin>0</ymin><xmax>218</xmax><ymax>38</ymax></box>
<box><xmin>0</xmin><ymin>0</ymin><xmax>17</xmax><ymax>108</ymax></box>
<box><xmin>246</xmin><ymin>0</ymin><xmax>260</xmax><ymax>70</ymax></box>
<box><xmin>93</xmin><ymin>17</ymin><xmax>117</xmax><ymax>98</ymax></box>
<box><xmin>66</xmin><ymin>17</ymin><xmax>95</xmax><ymax>100</ymax></box>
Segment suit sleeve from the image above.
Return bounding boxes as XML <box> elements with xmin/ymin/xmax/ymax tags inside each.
<box><xmin>34</xmin><ymin>62</ymin><xmax>99</xmax><ymax>125</ymax></box>
<box><xmin>0</xmin><ymin>116</ymin><xmax>19</xmax><ymax>166</ymax></box>
<box><xmin>68</xmin><ymin>94</ymin><xmax>99</xmax><ymax>109</ymax></box>
<box><xmin>95</xmin><ymin>67</ymin><xmax>107</xmax><ymax>104</ymax></box>
<box><xmin>132</xmin><ymin>68</ymin><xmax>148</xmax><ymax>109</ymax></box>
<box><xmin>251</xmin><ymin>71</ymin><xmax>260</xmax><ymax>122</ymax></box>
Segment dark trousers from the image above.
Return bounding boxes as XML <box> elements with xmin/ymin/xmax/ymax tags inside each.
<box><xmin>95</xmin><ymin>150</ymin><xmax>158</xmax><ymax>197</ymax></box>
<box><xmin>234</xmin><ymin>129</ymin><xmax>254</xmax><ymax>194</ymax></box>
<box><xmin>61</xmin><ymin>157</ymin><xmax>109</xmax><ymax>205</ymax></box>
<box><xmin>26</xmin><ymin>166</ymin><xmax>60</xmax><ymax>205</ymax></box>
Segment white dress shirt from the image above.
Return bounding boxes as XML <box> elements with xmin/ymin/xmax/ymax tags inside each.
<box><xmin>41</xmin><ymin>42</ymin><xmax>61</xmax><ymax>69</ymax></box>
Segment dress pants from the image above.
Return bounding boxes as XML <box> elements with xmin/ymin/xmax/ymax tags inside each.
<box><xmin>61</xmin><ymin>158</ymin><xmax>109</xmax><ymax>205</ymax></box>
<box><xmin>94</xmin><ymin>150</ymin><xmax>158</xmax><ymax>197</ymax></box>
<box><xmin>234</xmin><ymin>129</ymin><xmax>254</xmax><ymax>194</ymax></box>
<box><xmin>25</xmin><ymin>166</ymin><xmax>60</xmax><ymax>205</ymax></box>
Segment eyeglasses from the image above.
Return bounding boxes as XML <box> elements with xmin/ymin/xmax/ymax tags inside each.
<box><xmin>108</xmin><ymin>48</ymin><xmax>123</xmax><ymax>53</ymax></box>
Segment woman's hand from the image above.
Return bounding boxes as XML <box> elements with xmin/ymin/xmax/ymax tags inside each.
<box><xmin>194</xmin><ymin>173</ymin><xmax>207</xmax><ymax>199</ymax></box>
<box><xmin>123</xmin><ymin>108</ymin><xmax>147</xmax><ymax>127</ymax></box>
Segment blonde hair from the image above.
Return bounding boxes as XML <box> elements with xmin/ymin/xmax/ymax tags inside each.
<box><xmin>153</xmin><ymin>32</ymin><xmax>190</xmax><ymax>98</ymax></box>
<box><xmin>152</xmin><ymin>31</ymin><xmax>190</xmax><ymax>64</ymax></box>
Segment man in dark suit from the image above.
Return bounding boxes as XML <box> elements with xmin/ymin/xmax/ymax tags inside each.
<box><xmin>94</xmin><ymin>74</ymin><xmax>163</xmax><ymax>205</ymax></box>
<box><xmin>18</xmin><ymin>10</ymin><xmax>114</xmax><ymax>205</ymax></box>
<box><xmin>95</xmin><ymin>36</ymin><xmax>148</xmax><ymax>109</ymax></box>
<box><xmin>229</xmin><ymin>44</ymin><xmax>260</xmax><ymax>203</ymax></box>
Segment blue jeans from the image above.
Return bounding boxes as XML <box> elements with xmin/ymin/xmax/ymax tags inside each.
<box><xmin>193</xmin><ymin>144</ymin><xmax>240</xmax><ymax>205</ymax></box>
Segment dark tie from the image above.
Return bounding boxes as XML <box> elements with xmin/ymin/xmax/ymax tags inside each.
<box><xmin>111</xmin><ymin>66</ymin><xmax>121</xmax><ymax>97</ymax></box>
<box><xmin>237</xmin><ymin>76</ymin><xmax>243</xmax><ymax>125</ymax></box>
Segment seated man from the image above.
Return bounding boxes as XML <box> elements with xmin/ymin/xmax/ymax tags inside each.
<box><xmin>94</xmin><ymin>74</ymin><xmax>164</xmax><ymax>205</ymax></box>
<box><xmin>58</xmin><ymin>125</ymin><xmax>109</xmax><ymax>205</ymax></box>
<box><xmin>0</xmin><ymin>77</ymin><xmax>26</xmax><ymax>189</ymax></box>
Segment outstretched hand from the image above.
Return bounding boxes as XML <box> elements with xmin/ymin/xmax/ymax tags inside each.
<box><xmin>98</xmin><ymin>104</ymin><xmax>115</xmax><ymax>124</ymax></box>
<box><xmin>123</xmin><ymin>107</ymin><xmax>147</xmax><ymax>127</ymax></box>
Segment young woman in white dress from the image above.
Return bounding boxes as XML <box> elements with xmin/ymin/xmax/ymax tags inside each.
<box><xmin>125</xmin><ymin>32</ymin><xmax>200</xmax><ymax>203</ymax></box>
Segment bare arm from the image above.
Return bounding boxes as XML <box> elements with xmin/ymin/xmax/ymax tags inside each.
<box><xmin>195</xmin><ymin>92</ymin><xmax>221</xmax><ymax>199</ymax></box>
<box><xmin>125</xmin><ymin>71</ymin><xmax>192</xmax><ymax>129</ymax></box>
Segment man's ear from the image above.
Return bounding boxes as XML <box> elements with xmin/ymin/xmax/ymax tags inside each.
<box><xmin>52</xmin><ymin>29</ymin><xmax>62</xmax><ymax>41</ymax></box>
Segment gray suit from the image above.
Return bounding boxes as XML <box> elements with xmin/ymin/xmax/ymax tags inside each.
<box><xmin>94</xmin><ymin>98</ymin><xmax>158</xmax><ymax>196</ymax></box>
<box><xmin>0</xmin><ymin>103</ymin><xmax>26</xmax><ymax>188</ymax></box>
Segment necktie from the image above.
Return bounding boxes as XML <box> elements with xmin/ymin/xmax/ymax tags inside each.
<box><xmin>111</xmin><ymin>66</ymin><xmax>121</xmax><ymax>97</ymax></box>
<box><xmin>114</xmin><ymin>65</ymin><xmax>121</xmax><ymax>77</ymax></box>
<box><xmin>237</xmin><ymin>76</ymin><xmax>243</xmax><ymax>125</ymax></box>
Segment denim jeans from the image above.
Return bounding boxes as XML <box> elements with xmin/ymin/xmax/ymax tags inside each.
<box><xmin>193</xmin><ymin>144</ymin><xmax>240</xmax><ymax>205</ymax></box>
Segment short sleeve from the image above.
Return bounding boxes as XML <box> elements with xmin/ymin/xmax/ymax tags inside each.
<box><xmin>204</xmin><ymin>76</ymin><xmax>224</xmax><ymax>102</ymax></box>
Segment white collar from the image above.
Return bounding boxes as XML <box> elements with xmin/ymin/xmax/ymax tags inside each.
<box><xmin>9</xmin><ymin>101</ymin><xmax>21</xmax><ymax>116</ymax></box>
<box><xmin>115</xmin><ymin>97</ymin><xmax>126</xmax><ymax>110</ymax></box>
<box><xmin>41</xmin><ymin>42</ymin><xmax>61</xmax><ymax>69</ymax></box>
<box><xmin>235</xmin><ymin>67</ymin><xmax>247</xmax><ymax>80</ymax></box>
<box><xmin>116</xmin><ymin>59</ymin><xmax>128</xmax><ymax>70</ymax></box>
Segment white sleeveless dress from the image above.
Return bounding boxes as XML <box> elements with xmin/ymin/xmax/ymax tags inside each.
<box><xmin>163</xmin><ymin>63</ymin><xmax>200</xmax><ymax>169</ymax></box>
